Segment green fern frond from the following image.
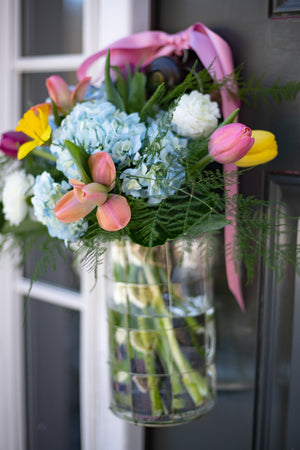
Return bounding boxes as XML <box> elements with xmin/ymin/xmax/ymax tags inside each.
<box><xmin>239</xmin><ymin>76</ymin><xmax>300</xmax><ymax>106</ymax></box>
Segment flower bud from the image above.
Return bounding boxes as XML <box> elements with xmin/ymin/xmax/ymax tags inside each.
<box><xmin>208</xmin><ymin>123</ymin><xmax>254</xmax><ymax>164</ymax></box>
<box><xmin>81</xmin><ymin>182</ymin><xmax>108</xmax><ymax>206</ymax></box>
<box><xmin>96</xmin><ymin>195</ymin><xmax>131</xmax><ymax>231</ymax></box>
<box><xmin>88</xmin><ymin>151</ymin><xmax>116</xmax><ymax>189</ymax></box>
<box><xmin>54</xmin><ymin>190</ymin><xmax>94</xmax><ymax>223</ymax></box>
<box><xmin>46</xmin><ymin>76</ymin><xmax>72</xmax><ymax>112</ymax></box>
<box><xmin>234</xmin><ymin>130</ymin><xmax>278</xmax><ymax>167</ymax></box>
<box><xmin>0</xmin><ymin>131</ymin><xmax>30</xmax><ymax>158</ymax></box>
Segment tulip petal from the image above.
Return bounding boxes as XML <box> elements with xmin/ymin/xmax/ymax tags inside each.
<box><xmin>0</xmin><ymin>131</ymin><xmax>30</xmax><ymax>158</ymax></box>
<box><xmin>96</xmin><ymin>195</ymin><xmax>131</xmax><ymax>231</ymax></box>
<box><xmin>71</xmin><ymin>77</ymin><xmax>91</xmax><ymax>105</ymax></box>
<box><xmin>208</xmin><ymin>123</ymin><xmax>254</xmax><ymax>164</ymax></box>
<box><xmin>88</xmin><ymin>151</ymin><xmax>116</xmax><ymax>188</ymax></box>
<box><xmin>235</xmin><ymin>130</ymin><xmax>278</xmax><ymax>167</ymax></box>
<box><xmin>46</xmin><ymin>76</ymin><xmax>72</xmax><ymax>111</ymax></box>
<box><xmin>69</xmin><ymin>179</ymin><xmax>86</xmax><ymax>203</ymax></box>
<box><xmin>54</xmin><ymin>190</ymin><xmax>95</xmax><ymax>223</ymax></box>
<box><xmin>81</xmin><ymin>182</ymin><xmax>108</xmax><ymax>206</ymax></box>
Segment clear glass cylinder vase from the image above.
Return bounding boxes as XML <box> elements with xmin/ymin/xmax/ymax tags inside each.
<box><xmin>105</xmin><ymin>236</ymin><xmax>216</xmax><ymax>426</ymax></box>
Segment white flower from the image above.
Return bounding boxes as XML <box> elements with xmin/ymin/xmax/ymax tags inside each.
<box><xmin>2</xmin><ymin>169</ymin><xmax>34</xmax><ymax>226</ymax></box>
<box><xmin>172</xmin><ymin>91</ymin><xmax>221</xmax><ymax>139</ymax></box>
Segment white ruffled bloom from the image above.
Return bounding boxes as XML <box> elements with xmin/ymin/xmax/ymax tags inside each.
<box><xmin>172</xmin><ymin>91</ymin><xmax>221</xmax><ymax>139</ymax></box>
<box><xmin>2</xmin><ymin>169</ymin><xmax>34</xmax><ymax>226</ymax></box>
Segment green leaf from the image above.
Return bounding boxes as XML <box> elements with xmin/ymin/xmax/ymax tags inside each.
<box><xmin>140</xmin><ymin>82</ymin><xmax>166</xmax><ymax>121</ymax></box>
<box><xmin>64</xmin><ymin>140</ymin><xmax>92</xmax><ymax>183</ymax></box>
<box><xmin>219</xmin><ymin>108</ymin><xmax>239</xmax><ymax>127</ymax></box>
<box><xmin>127</xmin><ymin>71</ymin><xmax>146</xmax><ymax>114</ymax></box>
<box><xmin>114</xmin><ymin>68</ymin><xmax>128</xmax><ymax>107</ymax></box>
<box><xmin>0</xmin><ymin>202</ymin><xmax>6</xmax><ymax>232</ymax></box>
<box><xmin>51</xmin><ymin>99</ymin><xmax>64</xmax><ymax>126</ymax></box>
<box><xmin>105</xmin><ymin>50</ymin><xmax>125</xmax><ymax>111</ymax></box>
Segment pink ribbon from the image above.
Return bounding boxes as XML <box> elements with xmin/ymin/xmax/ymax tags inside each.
<box><xmin>77</xmin><ymin>23</ymin><xmax>245</xmax><ymax>310</ymax></box>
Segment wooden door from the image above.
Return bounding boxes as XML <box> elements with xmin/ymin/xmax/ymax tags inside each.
<box><xmin>147</xmin><ymin>1</ymin><xmax>300</xmax><ymax>449</ymax></box>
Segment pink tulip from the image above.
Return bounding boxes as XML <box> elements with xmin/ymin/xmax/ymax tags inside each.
<box><xmin>55</xmin><ymin>151</ymin><xmax>131</xmax><ymax>232</ymax></box>
<box><xmin>208</xmin><ymin>123</ymin><xmax>255</xmax><ymax>164</ymax></box>
<box><xmin>0</xmin><ymin>131</ymin><xmax>31</xmax><ymax>158</ymax></box>
<box><xmin>46</xmin><ymin>76</ymin><xmax>72</xmax><ymax>112</ymax></box>
<box><xmin>46</xmin><ymin>75</ymin><xmax>91</xmax><ymax>113</ymax></box>
<box><xmin>31</xmin><ymin>75</ymin><xmax>91</xmax><ymax>115</ymax></box>
<box><xmin>96</xmin><ymin>195</ymin><xmax>131</xmax><ymax>231</ymax></box>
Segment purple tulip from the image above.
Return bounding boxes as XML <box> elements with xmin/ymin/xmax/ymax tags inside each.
<box><xmin>0</xmin><ymin>131</ymin><xmax>31</xmax><ymax>158</ymax></box>
<box><xmin>208</xmin><ymin>123</ymin><xmax>255</xmax><ymax>164</ymax></box>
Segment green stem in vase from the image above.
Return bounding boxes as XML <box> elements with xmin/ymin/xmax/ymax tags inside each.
<box><xmin>156</xmin><ymin>338</ymin><xmax>187</xmax><ymax>411</ymax></box>
<box><xmin>143</xmin><ymin>264</ymin><xmax>208</xmax><ymax>405</ymax></box>
<box><xmin>137</xmin><ymin>317</ymin><xmax>165</xmax><ymax>417</ymax></box>
<box><xmin>112</xmin><ymin>239</ymin><xmax>210</xmax><ymax>420</ymax></box>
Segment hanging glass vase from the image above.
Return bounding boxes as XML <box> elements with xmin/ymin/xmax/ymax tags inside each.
<box><xmin>105</xmin><ymin>236</ymin><xmax>216</xmax><ymax>426</ymax></box>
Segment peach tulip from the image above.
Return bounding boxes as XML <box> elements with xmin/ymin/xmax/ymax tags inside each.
<box><xmin>54</xmin><ymin>151</ymin><xmax>131</xmax><ymax>232</ymax></box>
<box><xmin>97</xmin><ymin>195</ymin><xmax>132</xmax><ymax>231</ymax></box>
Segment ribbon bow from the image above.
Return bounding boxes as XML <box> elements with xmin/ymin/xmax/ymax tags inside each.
<box><xmin>77</xmin><ymin>22</ymin><xmax>245</xmax><ymax>310</ymax></box>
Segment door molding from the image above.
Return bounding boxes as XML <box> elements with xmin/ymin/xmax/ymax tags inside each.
<box><xmin>254</xmin><ymin>173</ymin><xmax>300</xmax><ymax>449</ymax></box>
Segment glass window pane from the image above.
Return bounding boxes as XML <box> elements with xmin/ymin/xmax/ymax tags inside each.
<box><xmin>24</xmin><ymin>299</ymin><xmax>81</xmax><ymax>450</ymax></box>
<box><xmin>21</xmin><ymin>71</ymin><xmax>80</xmax><ymax>291</ymax></box>
<box><xmin>21</xmin><ymin>0</ymin><xmax>83</xmax><ymax>56</ymax></box>
<box><xmin>23</xmin><ymin>244</ymin><xmax>80</xmax><ymax>292</ymax></box>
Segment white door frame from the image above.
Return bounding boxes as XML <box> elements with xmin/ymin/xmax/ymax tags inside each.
<box><xmin>0</xmin><ymin>1</ymin><xmax>151</xmax><ymax>449</ymax></box>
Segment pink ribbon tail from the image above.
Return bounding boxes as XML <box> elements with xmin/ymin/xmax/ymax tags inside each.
<box><xmin>224</xmin><ymin>163</ymin><xmax>245</xmax><ymax>311</ymax></box>
<box><xmin>77</xmin><ymin>23</ymin><xmax>244</xmax><ymax>309</ymax></box>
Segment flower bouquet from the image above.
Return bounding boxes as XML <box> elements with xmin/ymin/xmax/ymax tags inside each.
<box><xmin>0</xmin><ymin>23</ymin><xmax>299</xmax><ymax>425</ymax></box>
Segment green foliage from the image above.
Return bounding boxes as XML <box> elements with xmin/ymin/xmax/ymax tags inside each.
<box><xmin>0</xmin><ymin>202</ymin><xmax>5</xmax><ymax>232</ymax></box>
<box><xmin>51</xmin><ymin>99</ymin><xmax>64</xmax><ymax>126</ymax></box>
<box><xmin>23</xmin><ymin>149</ymin><xmax>62</xmax><ymax>181</ymax></box>
<box><xmin>64</xmin><ymin>140</ymin><xmax>92</xmax><ymax>183</ymax></box>
<box><xmin>1</xmin><ymin>54</ymin><xmax>299</xmax><ymax>293</ymax></box>
<box><xmin>105</xmin><ymin>50</ymin><xmax>125</xmax><ymax>111</ymax></box>
<box><xmin>237</xmin><ymin>72</ymin><xmax>300</xmax><ymax>106</ymax></box>
<box><xmin>127</xmin><ymin>71</ymin><xmax>146</xmax><ymax>113</ymax></box>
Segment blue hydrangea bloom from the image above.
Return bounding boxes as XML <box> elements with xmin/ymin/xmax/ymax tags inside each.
<box><xmin>32</xmin><ymin>172</ymin><xmax>87</xmax><ymax>241</ymax></box>
<box><xmin>50</xmin><ymin>100</ymin><xmax>146</xmax><ymax>180</ymax></box>
<box><xmin>121</xmin><ymin>117</ymin><xmax>188</xmax><ymax>204</ymax></box>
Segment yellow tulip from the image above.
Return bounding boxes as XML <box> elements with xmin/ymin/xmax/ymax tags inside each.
<box><xmin>15</xmin><ymin>104</ymin><xmax>51</xmax><ymax>159</ymax></box>
<box><xmin>234</xmin><ymin>130</ymin><xmax>278</xmax><ymax>167</ymax></box>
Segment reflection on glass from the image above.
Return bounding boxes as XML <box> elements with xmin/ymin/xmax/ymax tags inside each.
<box><xmin>24</xmin><ymin>299</ymin><xmax>81</xmax><ymax>450</ymax></box>
<box><xmin>21</xmin><ymin>0</ymin><xmax>83</xmax><ymax>56</ymax></box>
